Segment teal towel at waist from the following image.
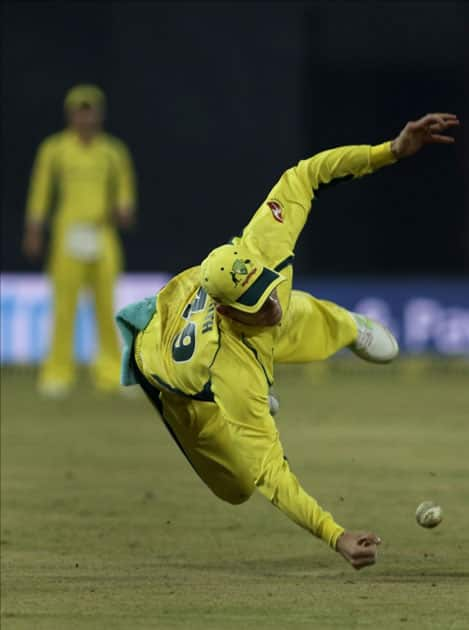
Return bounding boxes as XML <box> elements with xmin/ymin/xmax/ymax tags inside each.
<box><xmin>115</xmin><ymin>296</ymin><xmax>156</xmax><ymax>385</ymax></box>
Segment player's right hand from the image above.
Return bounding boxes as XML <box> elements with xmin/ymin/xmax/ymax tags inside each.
<box><xmin>390</xmin><ymin>113</ymin><xmax>459</xmax><ymax>159</ymax></box>
<box><xmin>22</xmin><ymin>225</ymin><xmax>44</xmax><ymax>260</ymax></box>
<box><xmin>336</xmin><ymin>531</ymin><xmax>381</xmax><ymax>570</ymax></box>
<box><xmin>114</xmin><ymin>206</ymin><xmax>136</xmax><ymax>230</ymax></box>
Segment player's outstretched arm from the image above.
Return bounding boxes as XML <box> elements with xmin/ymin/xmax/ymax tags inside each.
<box><xmin>23</xmin><ymin>137</ymin><xmax>57</xmax><ymax>261</ymax></box>
<box><xmin>336</xmin><ymin>531</ymin><xmax>381</xmax><ymax>570</ymax></box>
<box><xmin>390</xmin><ymin>112</ymin><xmax>460</xmax><ymax>159</ymax></box>
<box><xmin>240</xmin><ymin>112</ymin><xmax>460</xmax><ymax>270</ymax></box>
<box><xmin>267</xmin><ymin>111</ymin><xmax>460</xmax><ymax>212</ymax></box>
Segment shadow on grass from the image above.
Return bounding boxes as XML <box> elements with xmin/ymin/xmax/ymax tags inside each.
<box><xmin>159</xmin><ymin>555</ymin><xmax>469</xmax><ymax>583</ymax></box>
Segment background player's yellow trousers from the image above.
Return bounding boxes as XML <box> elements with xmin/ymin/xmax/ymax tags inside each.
<box><xmin>40</xmin><ymin>245</ymin><xmax>122</xmax><ymax>392</ymax></box>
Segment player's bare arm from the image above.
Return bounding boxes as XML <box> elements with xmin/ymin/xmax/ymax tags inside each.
<box><xmin>390</xmin><ymin>112</ymin><xmax>459</xmax><ymax>159</ymax></box>
<box><xmin>22</xmin><ymin>220</ymin><xmax>45</xmax><ymax>259</ymax></box>
<box><xmin>114</xmin><ymin>206</ymin><xmax>136</xmax><ymax>230</ymax></box>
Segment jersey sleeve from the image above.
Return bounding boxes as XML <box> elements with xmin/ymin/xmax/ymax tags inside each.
<box><xmin>270</xmin><ymin>141</ymin><xmax>397</xmax><ymax>212</ymax></box>
<box><xmin>113</xmin><ymin>141</ymin><xmax>137</xmax><ymax>210</ymax></box>
<box><xmin>209</xmin><ymin>336</ymin><xmax>345</xmax><ymax>548</ymax></box>
<box><xmin>25</xmin><ymin>136</ymin><xmax>57</xmax><ymax>224</ymax></box>
<box><xmin>240</xmin><ymin>142</ymin><xmax>396</xmax><ymax>268</ymax></box>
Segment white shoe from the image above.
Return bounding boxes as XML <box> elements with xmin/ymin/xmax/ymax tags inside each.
<box><xmin>119</xmin><ymin>385</ymin><xmax>141</xmax><ymax>400</ymax></box>
<box><xmin>38</xmin><ymin>381</ymin><xmax>72</xmax><ymax>399</ymax></box>
<box><xmin>349</xmin><ymin>312</ymin><xmax>399</xmax><ymax>364</ymax></box>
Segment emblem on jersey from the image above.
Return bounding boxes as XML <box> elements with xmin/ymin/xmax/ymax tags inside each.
<box><xmin>267</xmin><ymin>200</ymin><xmax>284</xmax><ymax>223</ymax></box>
<box><xmin>230</xmin><ymin>259</ymin><xmax>257</xmax><ymax>287</ymax></box>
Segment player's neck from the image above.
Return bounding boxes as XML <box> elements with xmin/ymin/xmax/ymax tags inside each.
<box><xmin>70</xmin><ymin>126</ymin><xmax>100</xmax><ymax>145</ymax></box>
<box><xmin>78</xmin><ymin>130</ymin><xmax>99</xmax><ymax>145</ymax></box>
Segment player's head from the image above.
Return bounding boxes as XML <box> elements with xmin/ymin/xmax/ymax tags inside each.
<box><xmin>200</xmin><ymin>243</ymin><xmax>286</xmax><ymax>326</ymax></box>
<box><xmin>64</xmin><ymin>84</ymin><xmax>106</xmax><ymax>135</ymax></box>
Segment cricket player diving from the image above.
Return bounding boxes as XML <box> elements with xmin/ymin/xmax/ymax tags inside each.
<box><xmin>117</xmin><ymin>113</ymin><xmax>459</xmax><ymax>570</ymax></box>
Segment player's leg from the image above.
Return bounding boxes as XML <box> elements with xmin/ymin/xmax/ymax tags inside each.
<box><xmin>134</xmin><ymin>364</ymin><xmax>255</xmax><ymax>504</ymax></box>
<box><xmin>275</xmin><ymin>290</ymin><xmax>398</xmax><ymax>364</ymax></box>
<box><xmin>165</xmin><ymin>396</ymin><xmax>256</xmax><ymax>505</ymax></box>
<box><xmin>134</xmin><ymin>357</ymin><xmax>340</xmax><ymax>542</ymax></box>
<box><xmin>39</xmin><ymin>258</ymin><xmax>84</xmax><ymax>396</ymax></box>
<box><xmin>90</xmin><ymin>232</ymin><xmax>122</xmax><ymax>391</ymax></box>
<box><xmin>274</xmin><ymin>290</ymin><xmax>357</xmax><ymax>363</ymax></box>
<box><xmin>144</xmin><ymin>376</ymin><xmax>338</xmax><ymax>547</ymax></box>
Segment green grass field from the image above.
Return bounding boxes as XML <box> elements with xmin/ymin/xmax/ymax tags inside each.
<box><xmin>2</xmin><ymin>360</ymin><xmax>469</xmax><ymax>630</ymax></box>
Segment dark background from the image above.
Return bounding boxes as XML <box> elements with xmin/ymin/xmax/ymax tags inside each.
<box><xmin>2</xmin><ymin>1</ymin><xmax>468</xmax><ymax>275</ymax></box>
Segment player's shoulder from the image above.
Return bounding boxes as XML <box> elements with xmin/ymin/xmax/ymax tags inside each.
<box><xmin>159</xmin><ymin>267</ymin><xmax>201</xmax><ymax>306</ymax></box>
<box><xmin>36</xmin><ymin>131</ymin><xmax>68</xmax><ymax>154</ymax></box>
<box><xmin>101</xmin><ymin>132</ymin><xmax>130</xmax><ymax>154</ymax></box>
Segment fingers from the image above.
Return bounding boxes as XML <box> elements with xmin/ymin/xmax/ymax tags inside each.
<box><xmin>357</xmin><ymin>532</ymin><xmax>381</xmax><ymax>546</ymax></box>
<box><xmin>348</xmin><ymin>546</ymin><xmax>378</xmax><ymax>569</ymax></box>
<box><xmin>350</xmin><ymin>537</ymin><xmax>380</xmax><ymax>568</ymax></box>
<box><xmin>352</xmin><ymin>544</ymin><xmax>379</xmax><ymax>559</ymax></box>
<box><xmin>430</xmin><ymin>113</ymin><xmax>458</xmax><ymax>119</ymax></box>
<box><xmin>337</xmin><ymin>531</ymin><xmax>382</xmax><ymax>570</ymax></box>
<box><xmin>353</xmin><ymin>555</ymin><xmax>377</xmax><ymax>570</ymax></box>
<box><xmin>405</xmin><ymin>114</ymin><xmax>459</xmax><ymax>151</ymax></box>
<box><xmin>420</xmin><ymin>113</ymin><xmax>459</xmax><ymax>124</ymax></box>
<box><xmin>352</xmin><ymin>532</ymin><xmax>380</xmax><ymax>568</ymax></box>
<box><xmin>417</xmin><ymin>114</ymin><xmax>460</xmax><ymax>131</ymax></box>
<box><xmin>430</xmin><ymin>121</ymin><xmax>460</xmax><ymax>133</ymax></box>
<box><xmin>352</xmin><ymin>546</ymin><xmax>379</xmax><ymax>569</ymax></box>
<box><xmin>428</xmin><ymin>134</ymin><xmax>456</xmax><ymax>144</ymax></box>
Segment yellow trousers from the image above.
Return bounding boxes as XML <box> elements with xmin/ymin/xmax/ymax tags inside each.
<box><xmin>40</xmin><ymin>227</ymin><xmax>122</xmax><ymax>391</ymax></box>
<box><xmin>138</xmin><ymin>290</ymin><xmax>357</xmax><ymax>506</ymax></box>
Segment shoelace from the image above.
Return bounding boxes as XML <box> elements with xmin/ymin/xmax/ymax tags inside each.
<box><xmin>356</xmin><ymin>328</ymin><xmax>374</xmax><ymax>351</ymax></box>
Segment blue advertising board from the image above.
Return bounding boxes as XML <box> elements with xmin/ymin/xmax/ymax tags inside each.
<box><xmin>294</xmin><ymin>276</ymin><xmax>469</xmax><ymax>355</ymax></box>
<box><xmin>1</xmin><ymin>273</ymin><xmax>468</xmax><ymax>363</ymax></box>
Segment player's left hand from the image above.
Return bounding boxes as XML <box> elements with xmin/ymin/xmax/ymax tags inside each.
<box><xmin>391</xmin><ymin>113</ymin><xmax>460</xmax><ymax>159</ymax></box>
<box><xmin>336</xmin><ymin>530</ymin><xmax>381</xmax><ymax>570</ymax></box>
<box><xmin>114</xmin><ymin>206</ymin><xmax>135</xmax><ymax>230</ymax></box>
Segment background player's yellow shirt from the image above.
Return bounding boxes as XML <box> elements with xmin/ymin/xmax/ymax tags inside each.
<box><xmin>26</xmin><ymin>129</ymin><xmax>136</xmax><ymax>226</ymax></box>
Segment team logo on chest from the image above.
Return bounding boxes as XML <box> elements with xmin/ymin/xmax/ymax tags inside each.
<box><xmin>267</xmin><ymin>200</ymin><xmax>284</xmax><ymax>223</ymax></box>
<box><xmin>230</xmin><ymin>259</ymin><xmax>258</xmax><ymax>287</ymax></box>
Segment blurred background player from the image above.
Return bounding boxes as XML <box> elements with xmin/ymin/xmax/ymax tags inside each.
<box><xmin>22</xmin><ymin>84</ymin><xmax>137</xmax><ymax>396</ymax></box>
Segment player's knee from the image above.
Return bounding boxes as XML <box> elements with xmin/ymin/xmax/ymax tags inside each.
<box><xmin>223</xmin><ymin>491</ymin><xmax>253</xmax><ymax>506</ymax></box>
<box><xmin>225</xmin><ymin>488</ymin><xmax>254</xmax><ymax>505</ymax></box>
<box><xmin>211</xmin><ymin>479</ymin><xmax>255</xmax><ymax>505</ymax></box>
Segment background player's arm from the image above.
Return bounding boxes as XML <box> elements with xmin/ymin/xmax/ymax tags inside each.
<box><xmin>23</xmin><ymin>137</ymin><xmax>56</xmax><ymax>259</ymax></box>
<box><xmin>113</xmin><ymin>141</ymin><xmax>137</xmax><ymax>229</ymax></box>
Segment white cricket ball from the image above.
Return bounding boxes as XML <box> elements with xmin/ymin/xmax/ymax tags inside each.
<box><xmin>415</xmin><ymin>501</ymin><xmax>443</xmax><ymax>528</ymax></box>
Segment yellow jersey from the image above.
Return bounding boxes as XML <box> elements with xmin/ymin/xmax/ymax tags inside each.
<box><xmin>134</xmin><ymin>141</ymin><xmax>396</xmax><ymax>547</ymax></box>
<box><xmin>136</xmin><ymin>142</ymin><xmax>396</xmax><ymax>402</ymax></box>
<box><xmin>26</xmin><ymin>129</ymin><xmax>136</xmax><ymax>227</ymax></box>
